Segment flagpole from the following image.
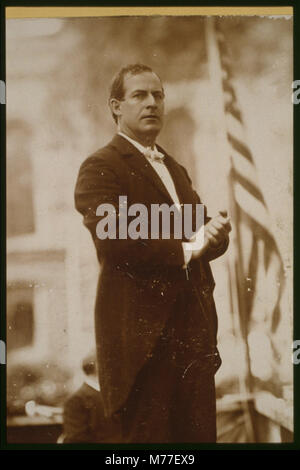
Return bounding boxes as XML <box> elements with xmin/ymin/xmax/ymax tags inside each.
<box><xmin>204</xmin><ymin>16</ymin><xmax>255</xmax><ymax>442</ymax></box>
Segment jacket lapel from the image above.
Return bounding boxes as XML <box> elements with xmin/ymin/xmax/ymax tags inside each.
<box><xmin>161</xmin><ymin>151</ymin><xmax>197</xmax><ymax>206</ymax></box>
<box><xmin>110</xmin><ymin>134</ymin><xmax>176</xmax><ymax>205</ymax></box>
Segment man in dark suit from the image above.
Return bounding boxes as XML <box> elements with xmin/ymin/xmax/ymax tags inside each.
<box><xmin>63</xmin><ymin>352</ymin><xmax>121</xmax><ymax>443</ymax></box>
<box><xmin>75</xmin><ymin>64</ymin><xmax>231</xmax><ymax>443</ymax></box>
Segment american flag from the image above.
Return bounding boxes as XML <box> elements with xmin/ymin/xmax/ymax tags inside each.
<box><xmin>206</xmin><ymin>18</ymin><xmax>286</xmax><ymax>440</ymax></box>
<box><xmin>214</xmin><ymin>19</ymin><xmax>284</xmax><ymax>342</ymax></box>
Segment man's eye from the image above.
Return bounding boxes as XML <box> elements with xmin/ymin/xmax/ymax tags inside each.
<box><xmin>154</xmin><ymin>92</ymin><xmax>164</xmax><ymax>100</ymax></box>
<box><xmin>133</xmin><ymin>93</ymin><xmax>144</xmax><ymax>99</ymax></box>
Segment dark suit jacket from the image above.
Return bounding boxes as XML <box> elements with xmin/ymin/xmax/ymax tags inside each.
<box><xmin>75</xmin><ymin>134</ymin><xmax>229</xmax><ymax>418</ymax></box>
<box><xmin>63</xmin><ymin>382</ymin><xmax>121</xmax><ymax>443</ymax></box>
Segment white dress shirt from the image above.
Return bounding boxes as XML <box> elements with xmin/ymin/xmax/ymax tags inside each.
<box><xmin>118</xmin><ymin>132</ymin><xmax>193</xmax><ymax>267</ymax></box>
<box><xmin>85</xmin><ymin>376</ymin><xmax>100</xmax><ymax>392</ymax></box>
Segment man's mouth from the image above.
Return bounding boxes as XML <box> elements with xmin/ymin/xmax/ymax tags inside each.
<box><xmin>142</xmin><ymin>115</ymin><xmax>159</xmax><ymax>120</ymax></box>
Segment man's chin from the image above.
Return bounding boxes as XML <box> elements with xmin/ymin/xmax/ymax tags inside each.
<box><xmin>141</xmin><ymin>123</ymin><xmax>162</xmax><ymax>135</ymax></box>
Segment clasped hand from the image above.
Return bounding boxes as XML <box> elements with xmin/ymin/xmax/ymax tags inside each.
<box><xmin>190</xmin><ymin>210</ymin><xmax>232</xmax><ymax>260</ymax></box>
<box><xmin>204</xmin><ymin>210</ymin><xmax>232</xmax><ymax>247</ymax></box>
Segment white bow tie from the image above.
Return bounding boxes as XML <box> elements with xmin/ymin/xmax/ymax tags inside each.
<box><xmin>143</xmin><ymin>147</ymin><xmax>165</xmax><ymax>163</ymax></box>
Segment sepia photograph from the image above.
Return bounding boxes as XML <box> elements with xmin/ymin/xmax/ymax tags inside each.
<box><xmin>5</xmin><ymin>6</ymin><xmax>294</xmax><ymax>445</ymax></box>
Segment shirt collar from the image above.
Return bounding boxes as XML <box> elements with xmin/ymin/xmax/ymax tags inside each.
<box><xmin>118</xmin><ymin>131</ymin><xmax>158</xmax><ymax>155</ymax></box>
<box><xmin>85</xmin><ymin>376</ymin><xmax>100</xmax><ymax>392</ymax></box>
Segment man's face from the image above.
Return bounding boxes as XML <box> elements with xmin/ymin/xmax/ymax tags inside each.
<box><xmin>114</xmin><ymin>71</ymin><xmax>164</xmax><ymax>144</ymax></box>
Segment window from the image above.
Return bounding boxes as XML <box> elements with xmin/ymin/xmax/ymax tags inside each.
<box><xmin>7</xmin><ymin>120</ymin><xmax>35</xmax><ymax>237</ymax></box>
<box><xmin>7</xmin><ymin>285</ymin><xmax>34</xmax><ymax>351</ymax></box>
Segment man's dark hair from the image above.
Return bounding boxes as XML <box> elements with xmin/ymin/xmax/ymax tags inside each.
<box><xmin>109</xmin><ymin>63</ymin><xmax>160</xmax><ymax>123</ymax></box>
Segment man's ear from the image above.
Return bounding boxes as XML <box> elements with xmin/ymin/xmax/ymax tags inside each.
<box><xmin>109</xmin><ymin>98</ymin><xmax>122</xmax><ymax>119</ymax></box>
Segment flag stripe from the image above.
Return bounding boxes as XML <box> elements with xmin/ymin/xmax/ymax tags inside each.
<box><xmin>231</xmin><ymin>168</ymin><xmax>266</xmax><ymax>205</ymax></box>
<box><xmin>227</xmin><ymin>132</ymin><xmax>254</xmax><ymax>163</ymax></box>
<box><xmin>231</xmin><ymin>148</ymin><xmax>258</xmax><ymax>186</ymax></box>
<box><xmin>222</xmin><ymin>80</ymin><xmax>238</xmax><ymax>103</ymax></box>
<box><xmin>225</xmin><ymin>102</ymin><xmax>243</xmax><ymax>123</ymax></box>
<box><xmin>226</xmin><ymin>113</ymin><xmax>245</xmax><ymax>142</ymax></box>
<box><xmin>233</xmin><ymin>181</ymin><xmax>268</xmax><ymax>231</ymax></box>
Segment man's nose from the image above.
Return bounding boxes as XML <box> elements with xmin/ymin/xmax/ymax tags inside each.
<box><xmin>145</xmin><ymin>93</ymin><xmax>157</xmax><ymax>107</ymax></box>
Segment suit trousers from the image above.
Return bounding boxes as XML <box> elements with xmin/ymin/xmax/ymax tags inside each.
<box><xmin>119</xmin><ymin>278</ymin><xmax>217</xmax><ymax>443</ymax></box>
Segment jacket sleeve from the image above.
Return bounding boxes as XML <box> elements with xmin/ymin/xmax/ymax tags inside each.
<box><xmin>74</xmin><ymin>155</ymin><xmax>185</xmax><ymax>268</ymax></box>
<box><xmin>203</xmin><ymin>234</ymin><xmax>229</xmax><ymax>261</ymax></box>
<box><xmin>179</xmin><ymin>164</ymin><xmax>229</xmax><ymax>262</ymax></box>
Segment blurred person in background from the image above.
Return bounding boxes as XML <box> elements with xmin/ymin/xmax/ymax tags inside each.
<box><xmin>75</xmin><ymin>64</ymin><xmax>231</xmax><ymax>442</ymax></box>
<box><xmin>63</xmin><ymin>352</ymin><xmax>121</xmax><ymax>443</ymax></box>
